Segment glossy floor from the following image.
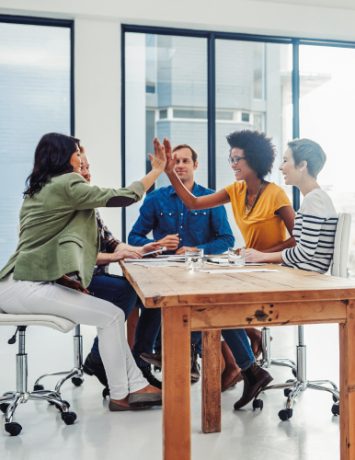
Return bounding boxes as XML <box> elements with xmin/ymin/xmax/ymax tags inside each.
<box><xmin>0</xmin><ymin>323</ymin><xmax>340</xmax><ymax>460</ymax></box>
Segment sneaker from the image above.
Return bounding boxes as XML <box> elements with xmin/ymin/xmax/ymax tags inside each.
<box><xmin>83</xmin><ymin>352</ymin><xmax>108</xmax><ymax>388</ymax></box>
<box><xmin>140</xmin><ymin>366</ymin><xmax>162</xmax><ymax>390</ymax></box>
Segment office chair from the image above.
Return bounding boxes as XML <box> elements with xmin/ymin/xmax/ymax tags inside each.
<box><xmin>253</xmin><ymin>212</ymin><xmax>351</xmax><ymax>421</ymax></box>
<box><xmin>33</xmin><ymin>324</ymin><xmax>85</xmax><ymax>393</ymax></box>
<box><xmin>0</xmin><ymin>313</ymin><xmax>78</xmax><ymax>436</ymax></box>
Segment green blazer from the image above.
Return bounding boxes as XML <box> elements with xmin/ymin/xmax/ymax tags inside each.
<box><xmin>0</xmin><ymin>173</ymin><xmax>145</xmax><ymax>287</ymax></box>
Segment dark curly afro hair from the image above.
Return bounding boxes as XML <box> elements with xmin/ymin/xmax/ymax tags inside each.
<box><xmin>226</xmin><ymin>130</ymin><xmax>275</xmax><ymax>179</ymax></box>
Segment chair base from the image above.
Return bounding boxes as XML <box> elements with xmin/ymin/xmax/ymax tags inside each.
<box><xmin>0</xmin><ymin>388</ymin><xmax>77</xmax><ymax>436</ymax></box>
<box><xmin>254</xmin><ymin>327</ymin><xmax>339</xmax><ymax>421</ymax></box>
<box><xmin>33</xmin><ymin>325</ymin><xmax>84</xmax><ymax>394</ymax></box>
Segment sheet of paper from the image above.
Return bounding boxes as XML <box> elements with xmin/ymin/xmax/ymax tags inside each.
<box><xmin>200</xmin><ymin>268</ymin><xmax>279</xmax><ymax>274</ymax></box>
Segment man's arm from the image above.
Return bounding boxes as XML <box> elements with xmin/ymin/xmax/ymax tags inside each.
<box><xmin>127</xmin><ymin>194</ymin><xmax>157</xmax><ymax>246</ymax></box>
<box><xmin>196</xmin><ymin>205</ymin><xmax>235</xmax><ymax>255</ymax></box>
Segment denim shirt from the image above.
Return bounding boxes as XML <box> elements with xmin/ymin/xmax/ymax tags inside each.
<box><xmin>128</xmin><ymin>183</ymin><xmax>234</xmax><ymax>255</ymax></box>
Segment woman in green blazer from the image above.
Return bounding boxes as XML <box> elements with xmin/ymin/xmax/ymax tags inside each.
<box><xmin>0</xmin><ymin>132</ymin><xmax>166</xmax><ymax>411</ymax></box>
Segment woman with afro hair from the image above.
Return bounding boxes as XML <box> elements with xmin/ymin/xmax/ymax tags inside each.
<box><xmin>163</xmin><ymin>130</ymin><xmax>295</xmax><ymax>410</ymax></box>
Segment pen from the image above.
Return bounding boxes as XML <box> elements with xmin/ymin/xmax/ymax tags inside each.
<box><xmin>142</xmin><ymin>246</ymin><xmax>167</xmax><ymax>257</ymax></box>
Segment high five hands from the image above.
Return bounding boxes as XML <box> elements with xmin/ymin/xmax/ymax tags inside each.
<box><xmin>162</xmin><ymin>138</ymin><xmax>176</xmax><ymax>174</ymax></box>
<box><xmin>149</xmin><ymin>137</ymin><xmax>167</xmax><ymax>173</ymax></box>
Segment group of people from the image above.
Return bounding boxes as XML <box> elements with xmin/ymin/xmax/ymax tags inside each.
<box><xmin>0</xmin><ymin>128</ymin><xmax>338</xmax><ymax>414</ymax></box>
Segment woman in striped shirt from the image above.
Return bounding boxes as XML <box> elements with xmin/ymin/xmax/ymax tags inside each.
<box><xmin>245</xmin><ymin>138</ymin><xmax>337</xmax><ymax>273</ymax></box>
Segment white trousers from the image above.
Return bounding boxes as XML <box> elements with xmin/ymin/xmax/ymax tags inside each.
<box><xmin>0</xmin><ymin>275</ymin><xmax>148</xmax><ymax>400</ymax></box>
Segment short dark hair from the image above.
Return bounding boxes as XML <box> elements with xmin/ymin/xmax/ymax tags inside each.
<box><xmin>287</xmin><ymin>139</ymin><xmax>326</xmax><ymax>178</ymax></box>
<box><xmin>24</xmin><ymin>132</ymin><xmax>80</xmax><ymax>197</ymax></box>
<box><xmin>172</xmin><ymin>144</ymin><xmax>198</xmax><ymax>164</ymax></box>
<box><xmin>226</xmin><ymin>130</ymin><xmax>275</xmax><ymax>179</ymax></box>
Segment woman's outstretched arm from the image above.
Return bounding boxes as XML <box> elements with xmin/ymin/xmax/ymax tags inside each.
<box><xmin>163</xmin><ymin>138</ymin><xmax>230</xmax><ymax>210</ymax></box>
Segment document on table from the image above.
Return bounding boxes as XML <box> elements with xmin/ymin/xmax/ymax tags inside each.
<box><xmin>201</xmin><ymin>268</ymin><xmax>279</xmax><ymax>274</ymax></box>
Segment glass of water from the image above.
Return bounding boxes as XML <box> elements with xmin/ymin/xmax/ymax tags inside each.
<box><xmin>185</xmin><ymin>248</ymin><xmax>204</xmax><ymax>271</ymax></box>
<box><xmin>228</xmin><ymin>247</ymin><xmax>246</xmax><ymax>266</ymax></box>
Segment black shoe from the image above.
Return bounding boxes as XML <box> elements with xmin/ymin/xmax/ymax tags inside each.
<box><xmin>83</xmin><ymin>352</ymin><xmax>108</xmax><ymax>388</ymax></box>
<box><xmin>140</xmin><ymin>351</ymin><xmax>162</xmax><ymax>369</ymax></box>
<box><xmin>140</xmin><ymin>366</ymin><xmax>162</xmax><ymax>390</ymax></box>
<box><xmin>233</xmin><ymin>363</ymin><xmax>273</xmax><ymax>410</ymax></box>
<box><xmin>141</xmin><ymin>348</ymin><xmax>200</xmax><ymax>384</ymax></box>
<box><xmin>190</xmin><ymin>344</ymin><xmax>200</xmax><ymax>384</ymax></box>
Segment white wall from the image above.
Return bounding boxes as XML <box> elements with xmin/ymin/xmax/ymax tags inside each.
<box><xmin>1</xmin><ymin>0</ymin><xmax>355</xmax><ymax>236</ymax></box>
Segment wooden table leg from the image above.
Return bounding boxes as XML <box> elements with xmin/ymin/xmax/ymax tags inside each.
<box><xmin>202</xmin><ymin>329</ymin><xmax>221</xmax><ymax>433</ymax></box>
<box><xmin>339</xmin><ymin>300</ymin><xmax>355</xmax><ymax>460</ymax></box>
<box><xmin>162</xmin><ymin>307</ymin><xmax>191</xmax><ymax>460</ymax></box>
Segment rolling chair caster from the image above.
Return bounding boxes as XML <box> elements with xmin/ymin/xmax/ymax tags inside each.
<box><xmin>71</xmin><ymin>377</ymin><xmax>84</xmax><ymax>387</ymax></box>
<box><xmin>278</xmin><ymin>408</ymin><xmax>293</xmax><ymax>421</ymax></box>
<box><xmin>5</xmin><ymin>422</ymin><xmax>22</xmax><ymax>436</ymax></box>
<box><xmin>252</xmin><ymin>399</ymin><xmax>263</xmax><ymax>411</ymax></box>
<box><xmin>331</xmin><ymin>403</ymin><xmax>339</xmax><ymax>416</ymax></box>
<box><xmin>0</xmin><ymin>403</ymin><xmax>9</xmax><ymax>414</ymax></box>
<box><xmin>102</xmin><ymin>387</ymin><xmax>110</xmax><ymax>399</ymax></box>
<box><xmin>61</xmin><ymin>411</ymin><xmax>77</xmax><ymax>425</ymax></box>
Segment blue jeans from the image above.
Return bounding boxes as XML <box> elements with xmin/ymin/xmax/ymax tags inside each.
<box><xmin>133</xmin><ymin>302</ymin><xmax>202</xmax><ymax>368</ymax></box>
<box><xmin>222</xmin><ymin>329</ymin><xmax>255</xmax><ymax>370</ymax></box>
<box><xmin>88</xmin><ymin>273</ymin><xmax>138</xmax><ymax>359</ymax></box>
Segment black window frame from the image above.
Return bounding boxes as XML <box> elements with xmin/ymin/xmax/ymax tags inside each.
<box><xmin>122</xmin><ymin>24</ymin><xmax>355</xmax><ymax>239</ymax></box>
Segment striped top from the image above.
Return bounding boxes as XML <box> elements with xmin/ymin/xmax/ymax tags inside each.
<box><xmin>282</xmin><ymin>188</ymin><xmax>338</xmax><ymax>274</ymax></box>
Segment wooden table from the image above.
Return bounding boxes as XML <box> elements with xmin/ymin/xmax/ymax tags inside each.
<box><xmin>121</xmin><ymin>262</ymin><xmax>355</xmax><ymax>460</ymax></box>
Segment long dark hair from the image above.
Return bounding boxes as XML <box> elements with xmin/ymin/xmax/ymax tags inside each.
<box><xmin>24</xmin><ymin>133</ymin><xmax>80</xmax><ymax>197</ymax></box>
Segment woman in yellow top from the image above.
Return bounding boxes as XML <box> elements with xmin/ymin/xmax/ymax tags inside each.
<box><xmin>163</xmin><ymin>130</ymin><xmax>295</xmax><ymax>410</ymax></box>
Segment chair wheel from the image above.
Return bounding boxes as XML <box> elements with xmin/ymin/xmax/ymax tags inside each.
<box><xmin>33</xmin><ymin>384</ymin><xmax>44</xmax><ymax>391</ymax></box>
<box><xmin>0</xmin><ymin>403</ymin><xmax>9</xmax><ymax>414</ymax></box>
<box><xmin>252</xmin><ymin>399</ymin><xmax>263</xmax><ymax>411</ymax></box>
<box><xmin>153</xmin><ymin>365</ymin><xmax>161</xmax><ymax>373</ymax></box>
<box><xmin>61</xmin><ymin>411</ymin><xmax>77</xmax><ymax>425</ymax></box>
<box><xmin>284</xmin><ymin>388</ymin><xmax>292</xmax><ymax>397</ymax></box>
<box><xmin>331</xmin><ymin>404</ymin><xmax>339</xmax><ymax>416</ymax></box>
<box><xmin>71</xmin><ymin>377</ymin><xmax>84</xmax><ymax>387</ymax></box>
<box><xmin>5</xmin><ymin>422</ymin><xmax>22</xmax><ymax>436</ymax></box>
<box><xmin>102</xmin><ymin>387</ymin><xmax>110</xmax><ymax>399</ymax></box>
<box><xmin>278</xmin><ymin>408</ymin><xmax>293</xmax><ymax>421</ymax></box>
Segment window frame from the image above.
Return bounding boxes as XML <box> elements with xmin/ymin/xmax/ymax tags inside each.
<box><xmin>121</xmin><ymin>24</ymin><xmax>355</xmax><ymax>239</ymax></box>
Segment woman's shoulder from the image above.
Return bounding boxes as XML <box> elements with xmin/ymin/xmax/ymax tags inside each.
<box><xmin>225</xmin><ymin>181</ymin><xmax>245</xmax><ymax>195</ymax></box>
<box><xmin>266</xmin><ymin>182</ymin><xmax>291</xmax><ymax>203</ymax></box>
<box><xmin>301</xmin><ymin>188</ymin><xmax>337</xmax><ymax>218</ymax></box>
<box><xmin>52</xmin><ymin>172</ymin><xmax>85</xmax><ymax>185</ymax></box>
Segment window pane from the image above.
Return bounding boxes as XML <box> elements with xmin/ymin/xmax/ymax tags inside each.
<box><xmin>125</xmin><ymin>33</ymin><xmax>207</xmax><ymax>235</ymax></box>
<box><xmin>0</xmin><ymin>22</ymin><xmax>71</xmax><ymax>267</ymax></box>
<box><xmin>299</xmin><ymin>45</ymin><xmax>355</xmax><ymax>276</ymax></box>
<box><xmin>215</xmin><ymin>40</ymin><xmax>293</xmax><ymax>244</ymax></box>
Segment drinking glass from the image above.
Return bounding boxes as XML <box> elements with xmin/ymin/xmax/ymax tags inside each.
<box><xmin>185</xmin><ymin>248</ymin><xmax>204</xmax><ymax>271</ymax></box>
<box><xmin>227</xmin><ymin>247</ymin><xmax>245</xmax><ymax>266</ymax></box>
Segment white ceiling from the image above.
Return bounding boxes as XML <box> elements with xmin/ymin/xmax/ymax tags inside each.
<box><xmin>254</xmin><ymin>0</ymin><xmax>355</xmax><ymax>10</ymax></box>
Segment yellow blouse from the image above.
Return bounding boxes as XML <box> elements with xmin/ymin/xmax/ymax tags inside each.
<box><xmin>225</xmin><ymin>181</ymin><xmax>291</xmax><ymax>250</ymax></box>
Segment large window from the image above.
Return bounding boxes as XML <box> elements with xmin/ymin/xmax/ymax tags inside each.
<box><xmin>215</xmin><ymin>40</ymin><xmax>292</xmax><ymax>242</ymax></box>
<box><xmin>299</xmin><ymin>44</ymin><xmax>355</xmax><ymax>275</ymax></box>
<box><xmin>123</xmin><ymin>27</ymin><xmax>355</xmax><ymax>271</ymax></box>
<box><xmin>0</xmin><ymin>18</ymin><xmax>72</xmax><ymax>267</ymax></box>
<box><xmin>124</xmin><ymin>32</ymin><xmax>208</xmax><ymax>235</ymax></box>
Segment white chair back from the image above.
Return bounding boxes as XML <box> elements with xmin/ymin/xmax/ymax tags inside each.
<box><xmin>331</xmin><ymin>213</ymin><xmax>351</xmax><ymax>278</ymax></box>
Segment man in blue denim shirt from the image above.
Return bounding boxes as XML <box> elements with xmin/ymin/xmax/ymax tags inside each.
<box><xmin>128</xmin><ymin>144</ymin><xmax>234</xmax><ymax>384</ymax></box>
<box><xmin>128</xmin><ymin>144</ymin><xmax>234</xmax><ymax>254</ymax></box>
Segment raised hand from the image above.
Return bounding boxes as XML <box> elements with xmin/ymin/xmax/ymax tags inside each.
<box><xmin>163</xmin><ymin>138</ymin><xmax>175</xmax><ymax>174</ymax></box>
<box><xmin>149</xmin><ymin>138</ymin><xmax>166</xmax><ymax>173</ymax></box>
